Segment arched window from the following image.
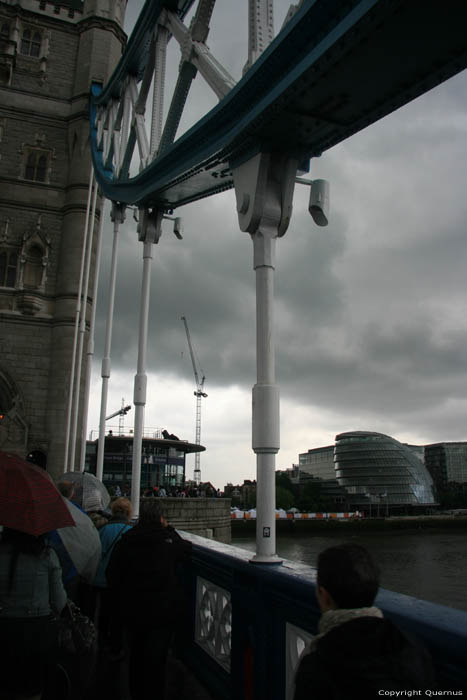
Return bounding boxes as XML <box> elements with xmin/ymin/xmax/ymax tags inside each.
<box><xmin>36</xmin><ymin>154</ymin><xmax>47</xmax><ymax>182</ymax></box>
<box><xmin>1</xmin><ymin>23</ymin><xmax>10</xmax><ymax>39</ymax></box>
<box><xmin>20</xmin><ymin>28</ymin><xmax>41</xmax><ymax>58</ymax></box>
<box><xmin>23</xmin><ymin>245</ymin><xmax>43</xmax><ymax>288</ymax></box>
<box><xmin>25</xmin><ymin>152</ymin><xmax>36</xmax><ymax>180</ymax></box>
<box><xmin>0</xmin><ymin>250</ymin><xmax>18</xmax><ymax>287</ymax></box>
<box><xmin>24</xmin><ymin>149</ymin><xmax>49</xmax><ymax>182</ymax></box>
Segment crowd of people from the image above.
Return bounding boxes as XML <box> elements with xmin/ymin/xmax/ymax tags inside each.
<box><xmin>110</xmin><ymin>483</ymin><xmax>222</xmax><ymax>499</ymax></box>
<box><xmin>0</xmin><ymin>463</ymin><xmax>445</xmax><ymax>700</ymax></box>
<box><xmin>0</xmin><ymin>473</ymin><xmax>192</xmax><ymax>700</ymax></box>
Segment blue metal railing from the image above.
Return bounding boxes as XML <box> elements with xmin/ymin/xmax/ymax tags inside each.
<box><xmin>179</xmin><ymin>533</ymin><xmax>467</xmax><ymax>700</ymax></box>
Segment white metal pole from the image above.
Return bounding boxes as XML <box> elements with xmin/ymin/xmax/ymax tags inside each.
<box><xmin>251</xmin><ymin>232</ymin><xmax>281</xmax><ymax>563</ymax></box>
<box><xmin>127</xmin><ymin>16</ymin><xmax>167</xmax><ymax>514</ymax></box>
<box><xmin>233</xmin><ymin>152</ymin><xmax>298</xmax><ymax>564</ymax></box>
<box><xmin>79</xmin><ymin>195</ymin><xmax>107</xmax><ymax>472</ymax></box>
<box><xmin>96</xmin><ymin>203</ymin><xmax>126</xmax><ymax>481</ymax></box>
<box><xmin>63</xmin><ymin>166</ymin><xmax>94</xmax><ymax>472</ymax></box>
<box><xmin>131</xmin><ymin>237</ymin><xmax>155</xmax><ymax>519</ymax></box>
<box><xmin>69</xmin><ymin>181</ymin><xmax>98</xmax><ymax>471</ymax></box>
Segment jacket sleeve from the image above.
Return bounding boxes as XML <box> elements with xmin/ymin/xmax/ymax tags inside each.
<box><xmin>166</xmin><ymin>526</ymin><xmax>192</xmax><ymax>558</ymax></box>
<box><xmin>48</xmin><ymin>548</ymin><xmax>67</xmax><ymax>615</ymax></box>
<box><xmin>293</xmin><ymin>650</ymin><xmax>333</xmax><ymax>700</ymax></box>
<box><xmin>105</xmin><ymin>538</ymin><xmax>125</xmax><ymax>590</ymax></box>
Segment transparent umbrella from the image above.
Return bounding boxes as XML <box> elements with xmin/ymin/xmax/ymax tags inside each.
<box><xmin>60</xmin><ymin>471</ymin><xmax>110</xmax><ymax>512</ymax></box>
<box><xmin>54</xmin><ymin>499</ymin><xmax>102</xmax><ymax>583</ymax></box>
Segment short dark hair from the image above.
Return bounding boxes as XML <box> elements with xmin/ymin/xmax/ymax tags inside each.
<box><xmin>317</xmin><ymin>543</ymin><xmax>379</xmax><ymax>608</ymax></box>
<box><xmin>138</xmin><ymin>499</ymin><xmax>163</xmax><ymax>526</ymax></box>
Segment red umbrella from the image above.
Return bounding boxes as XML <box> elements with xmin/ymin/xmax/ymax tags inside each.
<box><xmin>0</xmin><ymin>451</ymin><xmax>75</xmax><ymax>536</ymax></box>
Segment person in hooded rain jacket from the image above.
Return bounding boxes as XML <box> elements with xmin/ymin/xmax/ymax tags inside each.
<box><xmin>0</xmin><ymin>527</ymin><xmax>67</xmax><ymax>698</ymax></box>
<box><xmin>93</xmin><ymin>496</ymin><xmax>133</xmax><ymax>653</ymax></box>
<box><xmin>293</xmin><ymin>543</ymin><xmax>435</xmax><ymax>700</ymax></box>
<box><xmin>106</xmin><ymin>499</ymin><xmax>191</xmax><ymax>700</ymax></box>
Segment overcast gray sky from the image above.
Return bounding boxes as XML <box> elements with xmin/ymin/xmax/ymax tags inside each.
<box><xmin>87</xmin><ymin>1</ymin><xmax>467</xmax><ymax>489</ymax></box>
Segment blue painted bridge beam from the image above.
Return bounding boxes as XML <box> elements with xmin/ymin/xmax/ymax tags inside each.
<box><xmin>91</xmin><ymin>0</ymin><xmax>467</xmax><ymax>210</ymax></box>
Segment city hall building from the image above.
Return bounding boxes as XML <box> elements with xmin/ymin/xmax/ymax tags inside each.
<box><xmin>298</xmin><ymin>431</ymin><xmax>439</xmax><ymax>512</ymax></box>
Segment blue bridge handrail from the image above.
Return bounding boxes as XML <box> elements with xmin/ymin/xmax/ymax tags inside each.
<box><xmin>179</xmin><ymin>532</ymin><xmax>467</xmax><ymax>700</ymax></box>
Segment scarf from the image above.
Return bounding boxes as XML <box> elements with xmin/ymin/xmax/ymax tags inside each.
<box><xmin>309</xmin><ymin>606</ymin><xmax>384</xmax><ymax>651</ymax></box>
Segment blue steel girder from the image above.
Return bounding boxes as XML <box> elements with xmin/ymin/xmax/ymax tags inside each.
<box><xmin>90</xmin><ymin>0</ymin><xmax>467</xmax><ymax>210</ymax></box>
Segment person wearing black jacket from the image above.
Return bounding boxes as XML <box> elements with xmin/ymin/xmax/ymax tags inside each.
<box><xmin>106</xmin><ymin>500</ymin><xmax>191</xmax><ymax>700</ymax></box>
<box><xmin>293</xmin><ymin>544</ymin><xmax>435</xmax><ymax>700</ymax></box>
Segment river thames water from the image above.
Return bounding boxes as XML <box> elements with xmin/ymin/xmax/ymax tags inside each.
<box><xmin>231</xmin><ymin>530</ymin><xmax>467</xmax><ymax>612</ymax></box>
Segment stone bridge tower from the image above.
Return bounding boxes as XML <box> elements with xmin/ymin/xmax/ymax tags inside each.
<box><xmin>0</xmin><ymin>0</ymin><xmax>127</xmax><ymax>478</ymax></box>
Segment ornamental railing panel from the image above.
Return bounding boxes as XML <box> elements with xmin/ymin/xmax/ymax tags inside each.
<box><xmin>195</xmin><ymin>575</ymin><xmax>232</xmax><ymax>672</ymax></box>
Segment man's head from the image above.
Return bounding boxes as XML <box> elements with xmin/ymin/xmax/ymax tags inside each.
<box><xmin>138</xmin><ymin>499</ymin><xmax>166</xmax><ymax>527</ymax></box>
<box><xmin>316</xmin><ymin>543</ymin><xmax>380</xmax><ymax>611</ymax></box>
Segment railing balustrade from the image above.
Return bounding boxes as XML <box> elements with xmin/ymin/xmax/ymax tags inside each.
<box><xmin>180</xmin><ymin>532</ymin><xmax>467</xmax><ymax>700</ymax></box>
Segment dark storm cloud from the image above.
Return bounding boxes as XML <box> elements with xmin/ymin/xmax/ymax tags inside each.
<box><xmin>95</xmin><ymin>195</ymin><xmax>257</xmax><ymax>386</ymax></box>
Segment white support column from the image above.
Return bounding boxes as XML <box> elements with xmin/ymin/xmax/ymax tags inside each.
<box><xmin>79</xmin><ymin>196</ymin><xmax>107</xmax><ymax>472</ymax></box>
<box><xmin>63</xmin><ymin>166</ymin><xmax>94</xmax><ymax>472</ymax></box>
<box><xmin>131</xmin><ymin>209</ymin><xmax>163</xmax><ymax>519</ymax></box>
<box><xmin>233</xmin><ymin>152</ymin><xmax>298</xmax><ymax>563</ymax></box>
<box><xmin>252</xmin><ymin>232</ymin><xmax>280</xmax><ymax>561</ymax></box>
<box><xmin>96</xmin><ymin>202</ymin><xmax>126</xmax><ymax>481</ymax></box>
<box><xmin>69</xmin><ymin>181</ymin><xmax>98</xmax><ymax>471</ymax></box>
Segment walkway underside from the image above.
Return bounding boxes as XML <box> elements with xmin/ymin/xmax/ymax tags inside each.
<box><xmin>91</xmin><ymin>0</ymin><xmax>467</xmax><ymax>209</ymax></box>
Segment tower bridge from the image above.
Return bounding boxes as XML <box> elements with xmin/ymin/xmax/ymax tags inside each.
<box><xmin>1</xmin><ymin>1</ymin><xmax>467</xmax><ymax>696</ymax></box>
<box><xmin>91</xmin><ymin>0</ymin><xmax>467</xmax><ymax>209</ymax></box>
<box><xmin>1</xmin><ymin>0</ymin><xmax>466</xmax><ymax>553</ymax></box>
<box><xmin>89</xmin><ymin>0</ymin><xmax>467</xmax><ymax>560</ymax></box>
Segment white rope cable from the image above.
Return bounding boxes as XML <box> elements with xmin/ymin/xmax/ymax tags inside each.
<box><xmin>63</xmin><ymin>166</ymin><xmax>94</xmax><ymax>472</ymax></box>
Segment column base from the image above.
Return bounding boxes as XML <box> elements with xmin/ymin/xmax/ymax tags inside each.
<box><xmin>249</xmin><ymin>554</ymin><xmax>283</xmax><ymax>565</ymax></box>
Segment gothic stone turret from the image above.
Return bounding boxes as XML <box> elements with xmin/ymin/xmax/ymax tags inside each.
<box><xmin>0</xmin><ymin>0</ymin><xmax>127</xmax><ymax>477</ymax></box>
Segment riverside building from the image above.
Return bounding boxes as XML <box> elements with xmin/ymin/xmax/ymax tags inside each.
<box><xmin>86</xmin><ymin>429</ymin><xmax>205</xmax><ymax>492</ymax></box>
<box><xmin>297</xmin><ymin>431</ymin><xmax>438</xmax><ymax>514</ymax></box>
<box><xmin>424</xmin><ymin>442</ymin><xmax>467</xmax><ymax>493</ymax></box>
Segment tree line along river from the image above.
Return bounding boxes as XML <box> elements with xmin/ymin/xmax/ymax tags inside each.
<box><xmin>231</xmin><ymin>529</ymin><xmax>467</xmax><ymax>612</ymax></box>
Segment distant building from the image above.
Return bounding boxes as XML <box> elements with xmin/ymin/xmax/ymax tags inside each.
<box><xmin>184</xmin><ymin>480</ymin><xmax>217</xmax><ymax>496</ymax></box>
<box><xmin>298</xmin><ymin>440</ymin><xmax>425</xmax><ymax>482</ymax></box>
<box><xmin>334</xmin><ymin>431</ymin><xmax>436</xmax><ymax>511</ymax></box>
<box><xmin>86</xmin><ymin>432</ymin><xmax>204</xmax><ymax>493</ymax></box>
<box><xmin>296</xmin><ymin>431</ymin><xmax>438</xmax><ymax>514</ymax></box>
<box><xmin>224</xmin><ymin>480</ymin><xmax>256</xmax><ymax>509</ymax></box>
<box><xmin>298</xmin><ymin>445</ymin><xmax>334</xmax><ymax>479</ymax></box>
<box><xmin>424</xmin><ymin>442</ymin><xmax>467</xmax><ymax>492</ymax></box>
<box><xmin>277</xmin><ymin>464</ymin><xmax>350</xmax><ymax>510</ymax></box>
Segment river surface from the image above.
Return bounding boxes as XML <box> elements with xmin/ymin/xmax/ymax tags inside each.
<box><xmin>232</xmin><ymin>531</ymin><xmax>467</xmax><ymax>612</ymax></box>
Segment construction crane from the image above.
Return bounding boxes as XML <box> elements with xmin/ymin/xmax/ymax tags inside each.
<box><xmin>181</xmin><ymin>316</ymin><xmax>207</xmax><ymax>486</ymax></box>
<box><xmin>106</xmin><ymin>399</ymin><xmax>131</xmax><ymax>436</ymax></box>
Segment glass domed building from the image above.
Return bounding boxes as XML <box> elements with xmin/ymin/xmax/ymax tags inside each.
<box><xmin>334</xmin><ymin>431</ymin><xmax>436</xmax><ymax>512</ymax></box>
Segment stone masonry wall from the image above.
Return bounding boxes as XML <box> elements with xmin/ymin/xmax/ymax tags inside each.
<box><xmin>144</xmin><ymin>498</ymin><xmax>232</xmax><ymax>545</ymax></box>
<box><xmin>0</xmin><ymin>0</ymin><xmax>126</xmax><ymax>475</ymax></box>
